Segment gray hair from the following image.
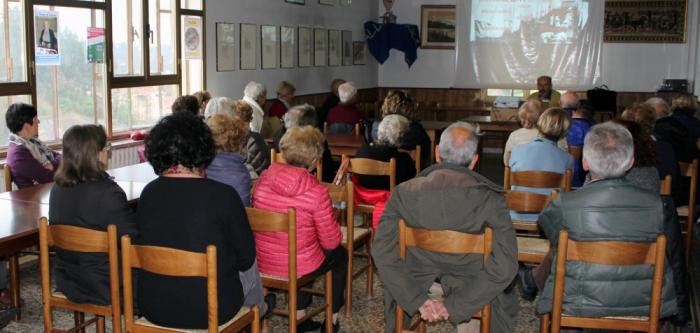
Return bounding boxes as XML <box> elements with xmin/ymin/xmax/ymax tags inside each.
<box><xmin>560</xmin><ymin>91</ymin><xmax>579</xmax><ymax>108</ymax></box>
<box><xmin>377</xmin><ymin>114</ymin><xmax>409</xmax><ymax>147</ymax></box>
<box><xmin>583</xmin><ymin>122</ymin><xmax>634</xmax><ymax>179</ymax></box>
<box><xmin>204</xmin><ymin>97</ymin><xmax>234</xmax><ymax>119</ymax></box>
<box><xmin>283</xmin><ymin>104</ymin><xmax>316</xmax><ymax>129</ymax></box>
<box><xmin>439</xmin><ymin>122</ymin><xmax>480</xmax><ymax>166</ymax></box>
<box><xmin>338</xmin><ymin>82</ymin><xmax>357</xmax><ymax>103</ymax></box>
<box><xmin>243</xmin><ymin>81</ymin><xmax>267</xmax><ymax>99</ymax></box>
<box><xmin>645</xmin><ymin>97</ymin><xmax>670</xmax><ymax>118</ymax></box>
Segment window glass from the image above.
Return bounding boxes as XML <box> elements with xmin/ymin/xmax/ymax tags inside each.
<box><xmin>487</xmin><ymin>89</ymin><xmax>512</xmax><ymax>97</ymax></box>
<box><xmin>149</xmin><ymin>0</ymin><xmax>176</xmax><ymax>75</ymax></box>
<box><xmin>181</xmin><ymin>15</ymin><xmax>202</xmax><ymax>95</ymax></box>
<box><xmin>181</xmin><ymin>0</ymin><xmax>202</xmax><ymax>10</ymax></box>
<box><xmin>0</xmin><ymin>0</ymin><xmax>27</xmax><ymax>83</ymax></box>
<box><xmin>112</xmin><ymin>0</ymin><xmax>143</xmax><ymax>76</ymax></box>
<box><xmin>111</xmin><ymin>84</ymin><xmax>177</xmax><ymax>132</ymax></box>
<box><xmin>34</xmin><ymin>5</ymin><xmax>107</xmax><ymax>142</ymax></box>
<box><xmin>0</xmin><ymin>94</ymin><xmax>30</xmax><ymax>146</ymax></box>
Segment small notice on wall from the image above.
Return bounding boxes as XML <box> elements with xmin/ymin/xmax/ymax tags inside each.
<box><xmin>87</xmin><ymin>27</ymin><xmax>105</xmax><ymax>63</ymax></box>
<box><xmin>183</xmin><ymin>17</ymin><xmax>202</xmax><ymax>60</ymax></box>
<box><xmin>34</xmin><ymin>10</ymin><xmax>60</xmax><ymax>66</ymax></box>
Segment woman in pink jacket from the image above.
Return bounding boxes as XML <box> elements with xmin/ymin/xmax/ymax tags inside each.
<box><xmin>253</xmin><ymin>126</ymin><xmax>346</xmax><ymax>333</ymax></box>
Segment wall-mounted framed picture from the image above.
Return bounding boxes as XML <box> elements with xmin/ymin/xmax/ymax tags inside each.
<box><xmin>261</xmin><ymin>25</ymin><xmax>278</xmax><ymax>69</ymax></box>
<box><xmin>216</xmin><ymin>22</ymin><xmax>235</xmax><ymax>72</ymax></box>
<box><xmin>339</xmin><ymin>0</ymin><xmax>351</xmax><ymax>6</ymax></box>
<box><xmin>319</xmin><ymin>0</ymin><xmax>336</xmax><ymax>5</ymax></box>
<box><xmin>280</xmin><ymin>26</ymin><xmax>296</xmax><ymax>68</ymax></box>
<box><xmin>420</xmin><ymin>5</ymin><xmax>456</xmax><ymax>49</ymax></box>
<box><xmin>240</xmin><ymin>23</ymin><xmax>257</xmax><ymax>70</ymax></box>
<box><xmin>328</xmin><ymin>30</ymin><xmax>341</xmax><ymax>66</ymax></box>
<box><xmin>352</xmin><ymin>41</ymin><xmax>366</xmax><ymax>65</ymax></box>
<box><xmin>342</xmin><ymin>30</ymin><xmax>352</xmax><ymax>65</ymax></box>
<box><xmin>298</xmin><ymin>27</ymin><xmax>313</xmax><ymax>67</ymax></box>
<box><xmin>604</xmin><ymin>0</ymin><xmax>687</xmax><ymax>43</ymax></box>
<box><xmin>285</xmin><ymin>0</ymin><xmax>305</xmax><ymax>4</ymax></box>
<box><xmin>314</xmin><ymin>28</ymin><xmax>328</xmax><ymax>67</ymax></box>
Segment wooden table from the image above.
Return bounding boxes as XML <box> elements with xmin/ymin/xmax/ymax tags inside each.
<box><xmin>0</xmin><ymin>180</ymin><xmax>147</xmax><ymax>205</ymax></box>
<box><xmin>108</xmin><ymin>162</ymin><xmax>158</xmax><ymax>183</ymax></box>
<box><xmin>325</xmin><ymin>133</ymin><xmax>365</xmax><ymax>157</ymax></box>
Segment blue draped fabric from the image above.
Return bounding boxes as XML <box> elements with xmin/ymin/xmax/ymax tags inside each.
<box><xmin>364</xmin><ymin>22</ymin><xmax>420</xmax><ymax>67</ymax></box>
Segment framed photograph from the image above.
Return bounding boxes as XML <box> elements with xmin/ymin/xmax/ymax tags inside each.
<box><xmin>216</xmin><ymin>23</ymin><xmax>235</xmax><ymax>71</ymax></box>
<box><xmin>604</xmin><ymin>0</ymin><xmax>687</xmax><ymax>43</ymax></box>
<box><xmin>298</xmin><ymin>27</ymin><xmax>313</xmax><ymax>67</ymax></box>
<box><xmin>314</xmin><ymin>28</ymin><xmax>327</xmax><ymax>67</ymax></box>
<box><xmin>280</xmin><ymin>26</ymin><xmax>296</xmax><ymax>68</ymax></box>
<box><xmin>420</xmin><ymin>5</ymin><xmax>456</xmax><ymax>49</ymax></box>
<box><xmin>342</xmin><ymin>30</ymin><xmax>352</xmax><ymax>65</ymax></box>
<box><xmin>261</xmin><ymin>25</ymin><xmax>278</xmax><ymax>69</ymax></box>
<box><xmin>352</xmin><ymin>41</ymin><xmax>366</xmax><ymax>65</ymax></box>
<box><xmin>319</xmin><ymin>0</ymin><xmax>336</xmax><ymax>5</ymax></box>
<box><xmin>240</xmin><ymin>23</ymin><xmax>257</xmax><ymax>70</ymax></box>
<box><xmin>285</xmin><ymin>0</ymin><xmax>304</xmax><ymax>4</ymax></box>
<box><xmin>339</xmin><ymin>0</ymin><xmax>351</xmax><ymax>6</ymax></box>
<box><xmin>328</xmin><ymin>30</ymin><xmax>341</xmax><ymax>66</ymax></box>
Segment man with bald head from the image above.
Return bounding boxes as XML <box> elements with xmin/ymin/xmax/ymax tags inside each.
<box><xmin>528</xmin><ymin>75</ymin><xmax>561</xmax><ymax>108</ymax></box>
<box><xmin>560</xmin><ymin>91</ymin><xmax>579</xmax><ymax>117</ymax></box>
<box><xmin>372</xmin><ymin>122</ymin><xmax>519</xmax><ymax>333</ymax></box>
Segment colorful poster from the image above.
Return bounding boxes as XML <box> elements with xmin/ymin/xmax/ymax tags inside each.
<box><xmin>87</xmin><ymin>27</ymin><xmax>105</xmax><ymax>63</ymax></box>
<box><xmin>183</xmin><ymin>17</ymin><xmax>202</xmax><ymax>60</ymax></box>
<box><xmin>34</xmin><ymin>10</ymin><xmax>60</xmax><ymax>66</ymax></box>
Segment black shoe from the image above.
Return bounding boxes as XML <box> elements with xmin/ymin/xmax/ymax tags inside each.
<box><xmin>518</xmin><ymin>264</ymin><xmax>538</xmax><ymax>302</ymax></box>
<box><xmin>297</xmin><ymin>319</ymin><xmax>322</xmax><ymax>333</ymax></box>
<box><xmin>262</xmin><ymin>294</ymin><xmax>276</xmax><ymax>319</ymax></box>
<box><xmin>321</xmin><ymin>319</ymin><xmax>340</xmax><ymax>333</ymax></box>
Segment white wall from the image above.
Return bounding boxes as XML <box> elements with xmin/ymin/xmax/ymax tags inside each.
<box><xmin>205</xmin><ymin>0</ymin><xmax>378</xmax><ymax>98</ymax></box>
<box><xmin>378</xmin><ymin>0</ymin><xmax>700</xmax><ymax>93</ymax></box>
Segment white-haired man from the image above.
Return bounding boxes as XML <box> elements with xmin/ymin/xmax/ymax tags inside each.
<box><xmin>242</xmin><ymin>81</ymin><xmax>267</xmax><ymax>133</ymax></box>
<box><xmin>530</xmin><ymin>122</ymin><xmax>677</xmax><ymax>320</ymax></box>
<box><xmin>325</xmin><ymin>82</ymin><xmax>363</xmax><ymax>134</ymax></box>
<box><xmin>372</xmin><ymin>122</ymin><xmax>519</xmax><ymax>333</ymax></box>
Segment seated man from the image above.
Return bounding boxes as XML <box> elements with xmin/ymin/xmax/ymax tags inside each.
<box><xmin>527</xmin><ymin>75</ymin><xmax>560</xmax><ymax>108</ymax></box>
<box><xmin>372</xmin><ymin>122</ymin><xmax>518</xmax><ymax>333</ymax></box>
<box><xmin>326</xmin><ymin>82</ymin><xmax>363</xmax><ymax>134</ymax></box>
<box><xmin>525</xmin><ymin>122</ymin><xmax>677</xmax><ymax>319</ymax></box>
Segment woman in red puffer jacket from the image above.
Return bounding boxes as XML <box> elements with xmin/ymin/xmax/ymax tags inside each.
<box><xmin>253</xmin><ymin>126</ymin><xmax>347</xmax><ymax>332</ymax></box>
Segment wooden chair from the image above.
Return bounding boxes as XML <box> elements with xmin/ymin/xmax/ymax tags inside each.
<box><xmin>346</xmin><ymin>155</ymin><xmax>397</xmax><ymax>192</ymax></box>
<box><xmin>540</xmin><ymin>229</ymin><xmax>666</xmax><ymax>332</ymax></box>
<box><xmin>660</xmin><ymin>174</ymin><xmax>672</xmax><ymax>196</ymax></box>
<box><xmin>505</xmin><ymin>190</ymin><xmax>558</xmax><ymax>233</ymax></box>
<box><xmin>39</xmin><ymin>217</ymin><xmax>122</xmax><ymax>333</ymax></box>
<box><xmin>503</xmin><ymin>166</ymin><xmax>572</xmax><ymax>192</ymax></box>
<box><xmin>270</xmin><ymin>148</ymin><xmax>323</xmax><ymax>182</ymax></box>
<box><xmin>567</xmin><ymin>146</ymin><xmax>582</xmax><ymax>162</ymax></box>
<box><xmin>120</xmin><ymin>235</ymin><xmax>259</xmax><ymax>333</ymax></box>
<box><xmin>325</xmin><ymin>181</ymin><xmax>372</xmax><ymax>316</ymax></box>
<box><xmin>399</xmin><ymin>145</ymin><xmax>421</xmax><ymax>172</ymax></box>
<box><xmin>3</xmin><ymin>164</ymin><xmax>12</xmax><ymax>192</ymax></box>
<box><xmin>676</xmin><ymin>159</ymin><xmax>697</xmax><ymax>270</ymax></box>
<box><xmin>395</xmin><ymin>219</ymin><xmax>492</xmax><ymax>333</ymax></box>
<box><xmin>323</xmin><ymin>122</ymin><xmax>361</xmax><ymax>136</ymax></box>
<box><xmin>246</xmin><ymin>207</ymin><xmax>333</xmax><ymax>333</ymax></box>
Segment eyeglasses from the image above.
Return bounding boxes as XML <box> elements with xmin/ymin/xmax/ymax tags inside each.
<box><xmin>103</xmin><ymin>143</ymin><xmax>112</xmax><ymax>159</ymax></box>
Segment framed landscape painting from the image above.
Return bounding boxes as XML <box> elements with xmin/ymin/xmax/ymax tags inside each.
<box><xmin>604</xmin><ymin>0</ymin><xmax>687</xmax><ymax>43</ymax></box>
<box><xmin>420</xmin><ymin>5</ymin><xmax>456</xmax><ymax>49</ymax></box>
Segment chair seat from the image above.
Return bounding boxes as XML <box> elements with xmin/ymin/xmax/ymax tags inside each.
<box><xmin>52</xmin><ymin>291</ymin><xmax>67</xmax><ymax>299</ymax></box>
<box><xmin>340</xmin><ymin>226</ymin><xmax>371</xmax><ymax>245</ymax></box>
<box><xmin>677</xmin><ymin>205</ymin><xmax>689</xmax><ymax>217</ymax></box>
<box><xmin>134</xmin><ymin>306</ymin><xmax>251</xmax><ymax>332</ymax></box>
<box><xmin>260</xmin><ymin>272</ymin><xmax>316</xmax><ymax>286</ymax></box>
<box><xmin>562</xmin><ymin>313</ymin><xmax>648</xmax><ymax>321</ymax></box>
<box><xmin>517</xmin><ymin>237</ymin><xmax>549</xmax><ymax>263</ymax></box>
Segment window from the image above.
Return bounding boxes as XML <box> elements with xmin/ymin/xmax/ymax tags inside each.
<box><xmin>112</xmin><ymin>84</ymin><xmax>177</xmax><ymax>131</ymax></box>
<box><xmin>112</xmin><ymin>0</ymin><xmax>143</xmax><ymax>77</ymax></box>
<box><xmin>0</xmin><ymin>0</ymin><xmax>27</xmax><ymax>83</ymax></box>
<box><xmin>149</xmin><ymin>0</ymin><xmax>176</xmax><ymax>75</ymax></box>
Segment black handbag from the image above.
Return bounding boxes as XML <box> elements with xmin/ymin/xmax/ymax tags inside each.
<box><xmin>586</xmin><ymin>85</ymin><xmax>617</xmax><ymax>112</ymax></box>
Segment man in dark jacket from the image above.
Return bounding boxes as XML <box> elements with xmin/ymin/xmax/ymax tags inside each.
<box><xmin>372</xmin><ymin>121</ymin><xmax>519</xmax><ymax>333</ymax></box>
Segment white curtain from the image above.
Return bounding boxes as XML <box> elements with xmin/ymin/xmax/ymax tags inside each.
<box><xmin>453</xmin><ymin>0</ymin><xmax>604</xmax><ymax>90</ymax></box>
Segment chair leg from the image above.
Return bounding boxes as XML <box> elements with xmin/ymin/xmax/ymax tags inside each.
<box><xmin>262</xmin><ymin>288</ymin><xmax>270</xmax><ymax>332</ymax></box>
<box><xmin>686</xmin><ymin>218</ymin><xmax>693</xmax><ymax>271</ymax></box>
<box><xmin>251</xmin><ymin>305</ymin><xmax>261</xmax><ymax>333</ymax></box>
<box><xmin>9</xmin><ymin>255</ymin><xmax>20</xmax><ymax>320</ymax></box>
<box><xmin>73</xmin><ymin>311</ymin><xmax>85</xmax><ymax>333</ymax></box>
<box><xmin>345</xmin><ymin>246</ymin><xmax>353</xmax><ymax>317</ymax></box>
<box><xmin>289</xmin><ymin>288</ymin><xmax>297</xmax><ymax>333</ymax></box>
<box><xmin>395</xmin><ymin>305</ymin><xmax>404</xmax><ymax>333</ymax></box>
<box><xmin>540</xmin><ymin>314</ymin><xmax>549</xmax><ymax>333</ymax></box>
<box><xmin>95</xmin><ymin>315</ymin><xmax>105</xmax><ymax>333</ymax></box>
<box><xmin>367</xmin><ymin>233</ymin><xmax>374</xmax><ymax>297</ymax></box>
<box><xmin>325</xmin><ymin>272</ymin><xmax>333</xmax><ymax>333</ymax></box>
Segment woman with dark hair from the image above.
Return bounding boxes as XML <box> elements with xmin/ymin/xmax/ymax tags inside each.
<box><xmin>137</xmin><ymin>112</ymin><xmax>263</xmax><ymax>329</ymax></box>
<box><xmin>49</xmin><ymin>124</ymin><xmax>137</xmax><ymax>305</ymax></box>
<box><xmin>5</xmin><ymin>103</ymin><xmax>61</xmax><ymax>188</ymax></box>
<box><xmin>610</xmin><ymin>119</ymin><xmax>659</xmax><ymax>191</ymax></box>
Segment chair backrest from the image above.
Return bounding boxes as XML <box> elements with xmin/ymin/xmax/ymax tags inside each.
<box><xmin>505</xmin><ymin>190</ymin><xmax>558</xmax><ymax>215</ymax></box>
<box><xmin>120</xmin><ymin>236</ymin><xmax>220</xmax><ymax>333</ymax></box>
<box><xmin>324</xmin><ymin>180</ymin><xmax>354</xmax><ymax>225</ymax></box>
<box><xmin>270</xmin><ymin>148</ymin><xmax>323</xmax><ymax>182</ymax></box>
<box><xmin>39</xmin><ymin>217</ymin><xmax>121</xmax><ymax>333</ymax></box>
<box><xmin>568</xmin><ymin>146</ymin><xmax>582</xmax><ymax>161</ymax></box>
<box><xmin>549</xmin><ymin>229</ymin><xmax>666</xmax><ymax>332</ymax></box>
<box><xmin>503</xmin><ymin>166</ymin><xmax>572</xmax><ymax>192</ymax></box>
<box><xmin>660</xmin><ymin>174</ymin><xmax>672</xmax><ymax>196</ymax></box>
<box><xmin>3</xmin><ymin>164</ymin><xmax>12</xmax><ymax>192</ymax></box>
<box><xmin>399</xmin><ymin>145</ymin><xmax>421</xmax><ymax>172</ymax></box>
<box><xmin>323</xmin><ymin>122</ymin><xmax>361</xmax><ymax>136</ymax></box>
<box><xmin>246</xmin><ymin>207</ymin><xmax>297</xmax><ymax>280</ymax></box>
<box><xmin>346</xmin><ymin>155</ymin><xmax>397</xmax><ymax>191</ymax></box>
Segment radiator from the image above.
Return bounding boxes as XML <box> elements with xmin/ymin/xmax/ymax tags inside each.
<box><xmin>108</xmin><ymin>143</ymin><xmax>143</xmax><ymax>169</ymax></box>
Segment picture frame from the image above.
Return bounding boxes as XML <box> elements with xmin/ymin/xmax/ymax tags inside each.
<box><xmin>314</xmin><ymin>28</ymin><xmax>328</xmax><ymax>67</ymax></box>
<box><xmin>604</xmin><ymin>0</ymin><xmax>687</xmax><ymax>43</ymax></box>
<box><xmin>342</xmin><ymin>30</ymin><xmax>352</xmax><ymax>66</ymax></box>
<box><xmin>339</xmin><ymin>0</ymin><xmax>351</xmax><ymax>6</ymax></box>
<box><xmin>216</xmin><ymin>22</ymin><xmax>235</xmax><ymax>72</ymax></box>
<box><xmin>328</xmin><ymin>30</ymin><xmax>341</xmax><ymax>66</ymax></box>
<box><xmin>280</xmin><ymin>26</ymin><xmax>296</xmax><ymax>68</ymax></box>
<box><xmin>298</xmin><ymin>27</ymin><xmax>313</xmax><ymax>67</ymax></box>
<box><xmin>240</xmin><ymin>23</ymin><xmax>257</xmax><ymax>70</ymax></box>
<box><xmin>352</xmin><ymin>41</ymin><xmax>366</xmax><ymax>65</ymax></box>
<box><xmin>261</xmin><ymin>25</ymin><xmax>278</xmax><ymax>69</ymax></box>
<box><xmin>319</xmin><ymin>0</ymin><xmax>336</xmax><ymax>5</ymax></box>
<box><xmin>420</xmin><ymin>5</ymin><xmax>456</xmax><ymax>49</ymax></box>
<box><xmin>285</xmin><ymin>0</ymin><xmax>305</xmax><ymax>4</ymax></box>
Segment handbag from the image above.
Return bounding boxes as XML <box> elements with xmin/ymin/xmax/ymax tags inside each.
<box><xmin>586</xmin><ymin>85</ymin><xmax>617</xmax><ymax>112</ymax></box>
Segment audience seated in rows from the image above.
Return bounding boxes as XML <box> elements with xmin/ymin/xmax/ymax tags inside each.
<box><xmin>206</xmin><ymin>113</ymin><xmax>252</xmax><ymax>206</ymax></box>
<box><xmin>671</xmin><ymin>92</ymin><xmax>700</xmax><ymax>139</ymax></box>
<box><xmin>269</xmin><ymin>80</ymin><xmax>295</xmax><ymax>119</ymax></box>
<box><xmin>137</xmin><ymin>112</ymin><xmax>265</xmax><ymax>329</ymax></box>
<box><xmin>502</xmin><ymin>100</ymin><xmax>567</xmax><ymax>165</ymax></box>
<box><xmin>326</xmin><ymin>82</ymin><xmax>364</xmax><ymax>134</ymax></box>
<box><xmin>508</xmin><ymin>108</ymin><xmax>573</xmax><ymax>222</ymax></box>
<box><xmin>356</xmin><ymin>115</ymin><xmax>416</xmax><ymax>190</ymax></box>
<box><xmin>317</xmin><ymin>78</ymin><xmax>345</xmax><ymax>128</ymax></box>
<box><xmin>372</xmin><ymin>121</ymin><xmax>518</xmax><ymax>333</ymax></box>
<box><xmin>253</xmin><ymin>126</ymin><xmax>347</xmax><ymax>333</ymax></box>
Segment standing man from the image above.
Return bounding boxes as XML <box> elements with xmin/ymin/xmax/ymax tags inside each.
<box><xmin>373</xmin><ymin>122</ymin><xmax>518</xmax><ymax>333</ymax></box>
<box><xmin>528</xmin><ymin>76</ymin><xmax>560</xmax><ymax>108</ymax></box>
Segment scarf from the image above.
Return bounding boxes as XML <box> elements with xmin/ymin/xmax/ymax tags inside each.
<box><xmin>243</xmin><ymin>96</ymin><xmax>265</xmax><ymax>133</ymax></box>
<box><xmin>8</xmin><ymin>133</ymin><xmax>54</xmax><ymax>170</ymax></box>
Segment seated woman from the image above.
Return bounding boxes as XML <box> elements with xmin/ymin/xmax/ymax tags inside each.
<box><xmin>326</xmin><ymin>82</ymin><xmax>363</xmax><ymax>134</ymax></box>
<box><xmin>137</xmin><ymin>112</ymin><xmax>263</xmax><ymax>329</ymax></box>
<box><xmin>253</xmin><ymin>126</ymin><xmax>347</xmax><ymax>333</ymax></box>
<box><xmin>5</xmin><ymin>103</ymin><xmax>61</xmax><ymax>188</ymax></box>
<box><xmin>232</xmin><ymin>100</ymin><xmax>270</xmax><ymax>178</ymax></box>
<box><xmin>503</xmin><ymin>100</ymin><xmax>567</xmax><ymax>165</ymax></box>
<box><xmin>206</xmin><ymin>113</ymin><xmax>252</xmax><ymax>206</ymax></box>
<box><xmin>268</xmin><ymin>80</ymin><xmax>295</xmax><ymax>118</ymax></box>
<box><xmin>193</xmin><ymin>90</ymin><xmax>211</xmax><ymax>116</ymax></box>
<box><xmin>509</xmin><ymin>108</ymin><xmax>573</xmax><ymax>222</ymax></box>
<box><xmin>356</xmin><ymin>114</ymin><xmax>416</xmax><ymax>190</ymax></box>
<box><xmin>50</xmin><ymin>124</ymin><xmax>136</xmax><ymax>305</ymax></box>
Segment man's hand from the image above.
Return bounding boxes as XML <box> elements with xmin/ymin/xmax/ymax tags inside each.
<box><xmin>418</xmin><ymin>299</ymin><xmax>449</xmax><ymax>322</ymax></box>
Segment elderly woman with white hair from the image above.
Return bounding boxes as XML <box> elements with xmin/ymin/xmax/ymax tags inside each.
<box><xmin>355</xmin><ymin>114</ymin><xmax>416</xmax><ymax>190</ymax></box>
<box><xmin>242</xmin><ymin>81</ymin><xmax>267</xmax><ymax>133</ymax></box>
<box><xmin>325</xmin><ymin>82</ymin><xmax>364</xmax><ymax>134</ymax></box>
